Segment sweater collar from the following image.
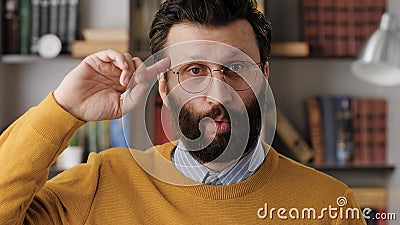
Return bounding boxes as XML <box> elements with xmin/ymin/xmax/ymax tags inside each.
<box><xmin>130</xmin><ymin>142</ymin><xmax>279</xmax><ymax>200</ymax></box>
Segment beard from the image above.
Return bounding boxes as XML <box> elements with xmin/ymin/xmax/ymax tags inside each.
<box><xmin>167</xmin><ymin>84</ymin><xmax>265</xmax><ymax>164</ymax></box>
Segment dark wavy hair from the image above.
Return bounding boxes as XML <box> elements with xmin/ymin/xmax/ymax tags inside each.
<box><xmin>149</xmin><ymin>0</ymin><xmax>272</xmax><ymax>65</ymax></box>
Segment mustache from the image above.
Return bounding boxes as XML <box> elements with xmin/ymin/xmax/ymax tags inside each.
<box><xmin>191</xmin><ymin>104</ymin><xmax>230</xmax><ymax>123</ymax></box>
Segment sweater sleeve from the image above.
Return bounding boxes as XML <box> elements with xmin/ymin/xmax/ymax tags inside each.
<box><xmin>0</xmin><ymin>92</ymin><xmax>96</xmax><ymax>224</ymax></box>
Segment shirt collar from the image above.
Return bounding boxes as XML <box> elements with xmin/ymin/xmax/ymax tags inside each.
<box><xmin>172</xmin><ymin>139</ymin><xmax>268</xmax><ymax>185</ymax></box>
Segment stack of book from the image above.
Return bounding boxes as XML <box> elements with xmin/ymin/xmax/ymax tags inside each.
<box><xmin>71</xmin><ymin>28</ymin><xmax>129</xmax><ymax>58</ymax></box>
<box><xmin>54</xmin><ymin>117</ymin><xmax>131</xmax><ymax>170</ymax></box>
<box><xmin>2</xmin><ymin>0</ymin><xmax>79</xmax><ymax>55</ymax></box>
<box><xmin>352</xmin><ymin>187</ymin><xmax>389</xmax><ymax>225</ymax></box>
<box><xmin>306</xmin><ymin>96</ymin><xmax>387</xmax><ymax>166</ymax></box>
<box><xmin>301</xmin><ymin>0</ymin><xmax>386</xmax><ymax>57</ymax></box>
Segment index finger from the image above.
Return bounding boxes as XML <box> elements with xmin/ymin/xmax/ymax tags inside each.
<box><xmin>133</xmin><ymin>57</ymin><xmax>171</xmax><ymax>84</ymax></box>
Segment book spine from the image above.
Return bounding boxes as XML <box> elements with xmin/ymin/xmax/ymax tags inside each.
<box><xmin>276</xmin><ymin>108</ymin><xmax>313</xmax><ymax>164</ymax></box>
<box><xmin>110</xmin><ymin>118</ymin><xmax>129</xmax><ymax>148</ymax></box>
<box><xmin>3</xmin><ymin>0</ymin><xmax>19</xmax><ymax>54</ymax></box>
<box><xmin>317</xmin><ymin>0</ymin><xmax>334</xmax><ymax>56</ymax></box>
<box><xmin>86</xmin><ymin>121</ymin><xmax>98</xmax><ymax>153</ymax></box>
<box><xmin>352</xmin><ymin>98</ymin><xmax>362</xmax><ymax>164</ymax></box>
<box><xmin>319</xmin><ymin>96</ymin><xmax>336</xmax><ymax>165</ymax></box>
<box><xmin>366</xmin><ymin>0</ymin><xmax>386</xmax><ymax>40</ymax></box>
<box><xmin>39</xmin><ymin>0</ymin><xmax>50</xmax><ymax>36</ymax></box>
<box><xmin>347</xmin><ymin>0</ymin><xmax>357</xmax><ymax>56</ymax></box>
<box><xmin>66</xmin><ymin>0</ymin><xmax>78</xmax><ymax>53</ymax></box>
<box><xmin>333</xmin><ymin>0</ymin><xmax>348</xmax><ymax>56</ymax></box>
<box><xmin>358</xmin><ymin>99</ymin><xmax>373</xmax><ymax>165</ymax></box>
<box><xmin>57</xmin><ymin>0</ymin><xmax>67</xmax><ymax>52</ymax></box>
<box><xmin>30</xmin><ymin>0</ymin><xmax>40</xmax><ymax>53</ymax></box>
<box><xmin>49</xmin><ymin>0</ymin><xmax>59</xmax><ymax>34</ymax></box>
<box><xmin>333</xmin><ymin>96</ymin><xmax>353</xmax><ymax>165</ymax></box>
<box><xmin>306</xmin><ymin>98</ymin><xmax>324</xmax><ymax>166</ymax></box>
<box><xmin>354</xmin><ymin>0</ymin><xmax>366</xmax><ymax>55</ymax></box>
<box><xmin>96</xmin><ymin>120</ymin><xmax>111</xmax><ymax>152</ymax></box>
<box><xmin>371</xmin><ymin>99</ymin><xmax>387</xmax><ymax>164</ymax></box>
<box><xmin>301</xmin><ymin>0</ymin><xmax>319</xmax><ymax>55</ymax></box>
<box><xmin>19</xmin><ymin>0</ymin><xmax>32</xmax><ymax>54</ymax></box>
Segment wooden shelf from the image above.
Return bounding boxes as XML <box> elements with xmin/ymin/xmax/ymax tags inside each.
<box><xmin>0</xmin><ymin>54</ymin><xmax>78</xmax><ymax>64</ymax></box>
<box><xmin>312</xmin><ymin>164</ymin><xmax>395</xmax><ymax>172</ymax></box>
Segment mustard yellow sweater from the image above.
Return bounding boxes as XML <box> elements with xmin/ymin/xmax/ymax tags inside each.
<box><xmin>0</xmin><ymin>93</ymin><xmax>366</xmax><ymax>225</ymax></box>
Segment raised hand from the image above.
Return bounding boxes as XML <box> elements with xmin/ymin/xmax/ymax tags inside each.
<box><xmin>53</xmin><ymin>49</ymin><xmax>170</xmax><ymax>121</ymax></box>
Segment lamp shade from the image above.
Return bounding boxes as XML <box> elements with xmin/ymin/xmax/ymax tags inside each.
<box><xmin>351</xmin><ymin>12</ymin><xmax>400</xmax><ymax>86</ymax></box>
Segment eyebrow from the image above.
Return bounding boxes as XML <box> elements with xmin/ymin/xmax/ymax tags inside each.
<box><xmin>178</xmin><ymin>50</ymin><xmax>246</xmax><ymax>61</ymax></box>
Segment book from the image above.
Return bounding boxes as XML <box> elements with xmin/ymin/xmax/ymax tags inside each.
<box><xmin>317</xmin><ymin>0</ymin><xmax>335</xmax><ymax>56</ymax></box>
<box><xmin>353</xmin><ymin>0</ymin><xmax>366</xmax><ymax>56</ymax></box>
<box><xmin>19</xmin><ymin>0</ymin><xmax>32</xmax><ymax>54</ymax></box>
<box><xmin>71</xmin><ymin>40</ymin><xmax>129</xmax><ymax>58</ymax></box>
<box><xmin>96</xmin><ymin>120</ymin><xmax>111</xmax><ymax>152</ymax></box>
<box><xmin>333</xmin><ymin>0</ymin><xmax>348</xmax><ymax>56</ymax></box>
<box><xmin>306</xmin><ymin>98</ymin><xmax>324</xmax><ymax>166</ymax></box>
<box><xmin>66</xmin><ymin>0</ymin><xmax>79</xmax><ymax>53</ymax></box>
<box><xmin>370</xmin><ymin>99</ymin><xmax>387</xmax><ymax>164</ymax></box>
<box><xmin>346</xmin><ymin>0</ymin><xmax>357</xmax><ymax>56</ymax></box>
<box><xmin>270</xmin><ymin>42</ymin><xmax>310</xmax><ymax>57</ymax></box>
<box><xmin>333</xmin><ymin>96</ymin><xmax>353</xmax><ymax>165</ymax></box>
<box><xmin>154</xmin><ymin>95</ymin><xmax>176</xmax><ymax>145</ymax></box>
<box><xmin>49</xmin><ymin>0</ymin><xmax>59</xmax><ymax>35</ymax></box>
<box><xmin>352</xmin><ymin>98</ymin><xmax>361</xmax><ymax>164</ymax></box>
<box><xmin>82</xmin><ymin>28</ymin><xmax>129</xmax><ymax>42</ymax></box>
<box><xmin>301</xmin><ymin>0</ymin><xmax>319</xmax><ymax>55</ymax></box>
<box><xmin>39</xmin><ymin>0</ymin><xmax>50</xmax><ymax>36</ymax></box>
<box><xmin>86</xmin><ymin>121</ymin><xmax>98</xmax><ymax>153</ymax></box>
<box><xmin>55</xmin><ymin>125</ymin><xmax>85</xmax><ymax>170</ymax></box>
<box><xmin>365</xmin><ymin>0</ymin><xmax>386</xmax><ymax>41</ymax></box>
<box><xmin>319</xmin><ymin>96</ymin><xmax>337</xmax><ymax>165</ymax></box>
<box><xmin>352</xmin><ymin>187</ymin><xmax>387</xmax><ymax>209</ymax></box>
<box><xmin>31</xmin><ymin>0</ymin><xmax>41</xmax><ymax>53</ymax></box>
<box><xmin>358</xmin><ymin>99</ymin><xmax>373</xmax><ymax>165</ymax></box>
<box><xmin>110</xmin><ymin>117</ymin><xmax>130</xmax><ymax>148</ymax></box>
<box><xmin>3</xmin><ymin>0</ymin><xmax>19</xmax><ymax>54</ymax></box>
<box><xmin>276</xmin><ymin>108</ymin><xmax>313</xmax><ymax>164</ymax></box>
<box><xmin>57</xmin><ymin>0</ymin><xmax>68</xmax><ymax>52</ymax></box>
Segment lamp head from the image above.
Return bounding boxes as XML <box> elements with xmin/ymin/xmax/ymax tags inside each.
<box><xmin>351</xmin><ymin>12</ymin><xmax>400</xmax><ymax>87</ymax></box>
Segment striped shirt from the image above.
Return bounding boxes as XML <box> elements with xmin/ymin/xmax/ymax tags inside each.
<box><xmin>172</xmin><ymin>139</ymin><xmax>267</xmax><ymax>185</ymax></box>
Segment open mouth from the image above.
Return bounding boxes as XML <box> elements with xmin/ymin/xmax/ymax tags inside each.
<box><xmin>213</xmin><ymin>115</ymin><xmax>231</xmax><ymax>133</ymax></box>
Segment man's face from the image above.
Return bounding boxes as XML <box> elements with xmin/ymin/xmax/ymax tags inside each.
<box><xmin>160</xmin><ymin>20</ymin><xmax>269</xmax><ymax>164</ymax></box>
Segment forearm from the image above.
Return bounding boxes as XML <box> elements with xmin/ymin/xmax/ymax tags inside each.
<box><xmin>0</xmin><ymin>92</ymin><xmax>85</xmax><ymax>224</ymax></box>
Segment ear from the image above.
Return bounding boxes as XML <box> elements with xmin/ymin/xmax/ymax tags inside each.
<box><xmin>158</xmin><ymin>72</ymin><xmax>169</xmax><ymax>108</ymax></box>
<box><xmin>263</xmin><ymin>62</ymin><xmax>270</xmax><ymax>80</ymax></box>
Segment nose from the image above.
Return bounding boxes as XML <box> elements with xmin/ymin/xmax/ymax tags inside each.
<box><xmin>205</xmin><ymin>69</ymin><xmax>233</xmax><ymax>105</ymax></box>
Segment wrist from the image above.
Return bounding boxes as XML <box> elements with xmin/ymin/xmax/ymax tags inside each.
<box><xmin>53</xmin><ymin>89</ymin><xmax>83</xmax><ymax>121</ymax></box>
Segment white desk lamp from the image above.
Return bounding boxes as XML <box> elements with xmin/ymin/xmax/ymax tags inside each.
<box><xmin>351</xmin><ymin>12</ymin><xmax>400</xmax><ymax>86</ymax></box>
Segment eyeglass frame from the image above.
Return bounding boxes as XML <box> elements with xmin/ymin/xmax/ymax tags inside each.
<box><xmin>165</xmin><ymin>61</ymin><xmax>265</xmax><ymax>94</ymax></box>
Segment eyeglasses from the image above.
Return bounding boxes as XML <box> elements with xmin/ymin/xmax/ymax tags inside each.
<box><xmin>167</xmin><ymin>61</ymin><xmax>262</xmax><ymax>93</ymax></box>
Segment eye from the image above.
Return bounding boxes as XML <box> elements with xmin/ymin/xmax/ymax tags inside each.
<box><xmin>182</xmin><ymin>63</ymin><xmax>209</xmax><ymax>77</ymax></box>
<box><xmin>226</xmin><ymin>62</ymin><xmax>245</xmax><ymax>72</ymax></box>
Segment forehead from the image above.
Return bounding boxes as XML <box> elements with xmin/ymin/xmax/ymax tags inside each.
<box><xmin>165</xmin><ymin>20</ymin><xmax>260</xmax><ymax>66</ymax></box>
